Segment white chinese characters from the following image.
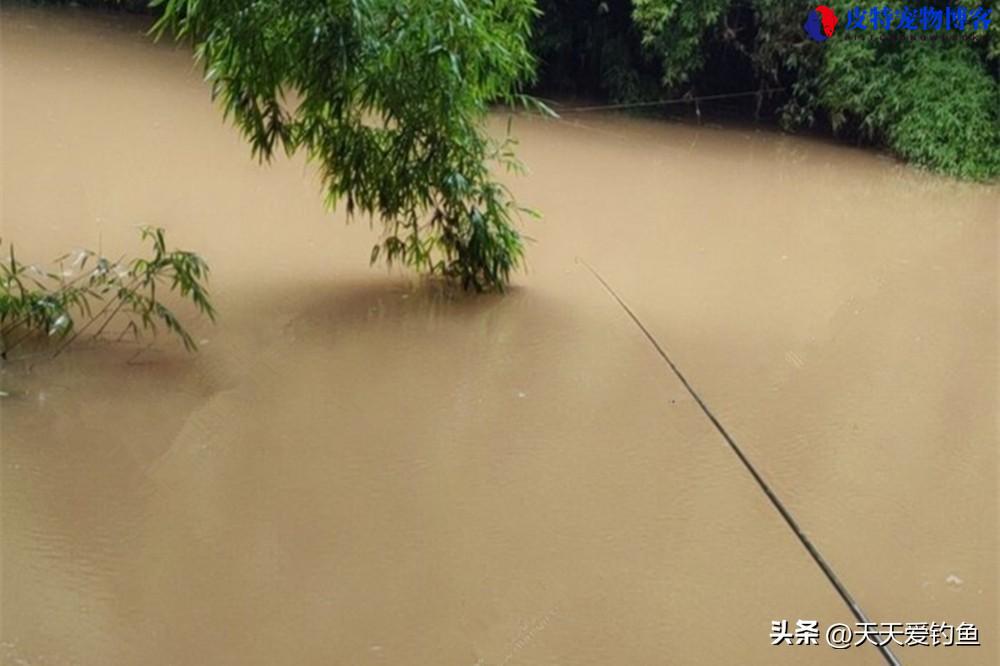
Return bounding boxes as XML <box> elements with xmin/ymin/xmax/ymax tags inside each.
<box><xmin>770</xmin><ymin>620</ymin><xmax>980</xmax><ymax>648</ymax></box>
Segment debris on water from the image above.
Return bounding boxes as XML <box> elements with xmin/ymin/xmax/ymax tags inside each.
<box><xmin>945</xmin><ymin>573</ymin><xmax>963</xmax><ymax>587</ymax></box>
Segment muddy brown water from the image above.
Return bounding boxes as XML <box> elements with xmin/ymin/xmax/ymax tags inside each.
<box><xmin>1</xmin><ymin>7</ymin><xmax>997</xmax><ymax>666</ymax></box>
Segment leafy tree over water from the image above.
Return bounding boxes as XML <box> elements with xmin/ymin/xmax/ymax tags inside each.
<box><xmin>154</xmin><ymin>0</ymin><xmax>541</xmax><ymax>290</ymax></box>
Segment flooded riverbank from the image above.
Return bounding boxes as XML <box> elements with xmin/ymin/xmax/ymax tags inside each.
<box><xmin>2</xmin><ymin>6</ymin><xmax>997</xmax><ymax>665</ymax></box>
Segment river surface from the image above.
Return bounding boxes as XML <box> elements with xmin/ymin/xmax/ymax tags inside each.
<box><xmin>1</xmin><ymin>7</ymin><xmax>997</xmax><ymax>666</ymax></box>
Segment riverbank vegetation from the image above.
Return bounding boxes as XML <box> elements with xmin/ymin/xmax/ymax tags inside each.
<box><xmin>536</xmin><ymin>0</ymin><xmax>999</xmax><ymax>181</ymax></box>
<box><xmin>0</xmin><ymin>228</ymin><xmax>214</xmax><ymax>359</ymax></box>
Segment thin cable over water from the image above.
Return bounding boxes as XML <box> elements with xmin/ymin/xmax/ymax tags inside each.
<box><xmin>549</xmin><ymin>88</ymin><xmax>786</xmax><ymax>113</ymax></box>
<box><xmin>579</xmin><ymin>258</ymin><xmax>902</xmax><ymax>666</ymax></box>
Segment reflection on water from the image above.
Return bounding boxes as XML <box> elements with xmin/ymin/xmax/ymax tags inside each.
<box><xmin>2</xmin><ymin>6</ymin><xmax>997</xmax><ymax>666</ymax></box>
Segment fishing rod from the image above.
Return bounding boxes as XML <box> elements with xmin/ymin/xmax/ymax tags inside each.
<box><xmin>578</xmin><ymin>257</ymin><xmax>903</xmax><ymax>666</ymax></box>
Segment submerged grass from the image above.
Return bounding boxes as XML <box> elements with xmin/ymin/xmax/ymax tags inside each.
<box><xmin>0</xmin><ymin>227</ymin><xmax>215</xmax><ymax>359</ymax></box>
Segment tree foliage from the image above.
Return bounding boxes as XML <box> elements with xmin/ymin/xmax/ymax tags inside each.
<box><xmin>154</xmin><ymin>0</ymin><xmax>541</xmax><ymax>290</ymax></box>
<box><xmin>532</xmin><ymin>0</ymin><xmax>661</xmax><ymax>101</ymax></box>
<box><xmin>633</xmin><ymin>0</ymin><xmax>731</xmax><ymax>87</ymax></box>
<box><xmin>753</xmin><ymin>1</ymin><xmax>1000</xmax><ymax>180</ymax></box>
<box><xmin>815</xmin><ymin>10</ymin><xmax>999</xmax><ymax>180</ymax></box>
<box><xmin>537</xmin><ymin>0</ymin><xmax>999</xmax><ymax>180</ymax></box>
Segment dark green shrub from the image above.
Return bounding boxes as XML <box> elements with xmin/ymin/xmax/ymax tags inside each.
<box><xmin>532</xmin><ymin>0</ymin><xmax>661</xmax><ymax>101</ymax></box>
<box><xmin>817</xmin><ymin>24</ymin><xmax>1000</xmax><ymax>179</ymax></box>
<box><xmin>546</xmin><ymin>0</ymin><xmax>1000</xmax><ymax>180</ymax></box>
<box><xmin>632</xmin><ymin>0</ymin><xmax>731</xmax><ymax>86</ymax></box>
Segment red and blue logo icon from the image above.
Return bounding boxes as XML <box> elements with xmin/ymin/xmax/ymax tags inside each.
<box><xmin>804</xmin><ymin>5</ymin><xmax>839</xmax><ymax>41</ymax></box>
<box><xmin>804</xmin><ymin>6</ymin><xmax>991</xmax><ymax>40</ymax></box>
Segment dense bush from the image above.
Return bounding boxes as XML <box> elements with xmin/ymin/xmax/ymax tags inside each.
<box><xmin>539</xmin><ymin>0</ymin><xmax>1000</xmax><ymax>180</ymax></box>
<box><xmin>816</xmin><ymin>21</ymin><xmax>999</xmax><ymax>179</ymax></box>
<box><xmin>532</xmin><ymin>0</ymin><xmax>661</xmax><ymax>101</ymax></box>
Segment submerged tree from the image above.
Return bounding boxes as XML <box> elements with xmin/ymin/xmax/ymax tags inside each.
<box><xmin>154</xmin><ymin>0</ymin><xmax>541</xmax><ymax>290</ymax></box>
